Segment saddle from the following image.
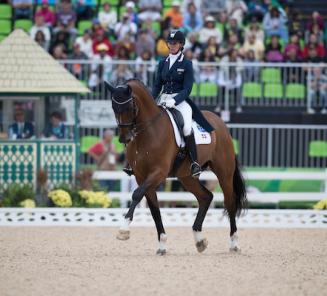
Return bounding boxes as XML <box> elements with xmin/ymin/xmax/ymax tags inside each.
<box><xmin>161</xmin><ymin>106</ymin><xmax>188</xmax><ymax>177</ymax></box>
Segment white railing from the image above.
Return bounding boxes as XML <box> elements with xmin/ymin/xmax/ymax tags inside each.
<box><xmin>93</xmin><ymin>170</ymin><xmax>327</xmax><ymax>204</ymax></box>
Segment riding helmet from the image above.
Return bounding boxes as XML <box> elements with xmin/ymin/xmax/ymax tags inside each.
<box><xmin>166</xmin><ymin>30</ymin><xmax>185</xmax><ymax>45</ymax></box>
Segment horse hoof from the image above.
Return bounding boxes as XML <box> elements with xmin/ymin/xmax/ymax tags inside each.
<box><xmin>196</xmin><ymin>239</ymin><xmax>208</xmax><ymax>253</ymax></box>
<box><xmin>156</xmin><ymin>249</ymin><xmax>166</xmax><ymax>256</ymax></box>
<box><xmin>229</xmin><ymin>246</ymin><xmax>241</xmax><ymax>253</ymax></box>
<box><xmin>116</xmin><ymin>230</ymin><xmax>130</xmax><ymax>240</ymax></box>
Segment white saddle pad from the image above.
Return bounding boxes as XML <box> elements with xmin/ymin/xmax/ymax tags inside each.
<box><xmin>166</xmin><ymin>110</ymin><xmax>211</xmax><ymax>147</ymax></box>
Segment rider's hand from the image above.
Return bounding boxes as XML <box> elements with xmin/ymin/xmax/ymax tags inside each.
<box><xmin>165</xmin><ymin>99</ymin><xmax>176</xmax><ymax>108</ymax></box>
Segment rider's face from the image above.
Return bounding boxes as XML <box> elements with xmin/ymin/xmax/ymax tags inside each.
<box><xmin>167</xmin><ymin>41</ymin><xmax>182</xmax><ymax>54</ymax></box>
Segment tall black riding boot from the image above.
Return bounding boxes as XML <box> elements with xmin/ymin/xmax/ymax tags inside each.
<box><xmin>185</xmin><ymin>132</ymin><xmax>201</xmax><ymax>178</ymax></box>
<box><xmin>123</xmin><ymin>164</ymin><xmax>134</xmax><ymax>176</ymax></box>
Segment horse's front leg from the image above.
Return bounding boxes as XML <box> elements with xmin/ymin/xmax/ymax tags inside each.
<box><xmin>146</xmin><ymin>190</ymin><xmax>167</xmax><ymax>256</ymax></box>
<box><xmin>116</xmin><ymin>171</ymin><xmax>165</xmax><ymax>241</ymax></box>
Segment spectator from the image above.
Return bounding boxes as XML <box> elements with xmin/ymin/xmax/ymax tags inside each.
<box><xmin>92</xmin><ymin>28</ymin><xmax>115</xmax><ymax>56</ymax></box>
<box><xmin>246</xmin><ymin>1</ymin><xmax>268</xmax><ymax>22</ymax></box>
<box><xmin>75</xmin><ymin>29</ymin><xmax>93</xmax><ymax>58</ymax></box>
<box><xmin>43</xmin><ymin>111</ymin><xmax>69</xmax><ymax>139</ymax></box>
<box><xmin>141</xmin><ymin>19</ymin><xmax>158</xmax><ymax>40</ymax></box>
<box><xmin>198</xmin><ymin>47</ymin><xmax>217</xmax><ymax>83</ymax></box>
<box><xmin>9</xmin><ymin>109</ymin><xmax>34</xmax><ymax>140</ymax></box>
<box><xmin>76</xmin><ymin>0</ymin><xmax>96</xmax><ymax>22</ymax></box>
<box><xmin>135</xmin><ymin>50</ymin><xmax>156</xmax><ymax>85</ymax></box>
<box><xmin>244</xmin><ymin>20</ymin><xmax>264</xmax><ymax>43</ymax></box>
<box><xmin>263</xmin><ymin>6</ymin><xmax>288</xmax><ymax>43</ymax></box>
<box><xmin>52</xmin><ymin>44</ymin><xmax>68</xmax><ymax>59</ymax></box>
<box><xmin>224</xmin><ymin>18</ymin><xmax>244</xmax><ymax>45</ymax></box>
<box><xmin>265</xmin><ymin>35</ymin><xmax>283</xmax><ymax>62</ymax></box>
<box><xmin>115</xmin><ymin>34</ymin><xmax>135</xmax><ymax>59</ymax></box>
<box><xmin>221</xmin><ymin>32</ymin><xmax>241</xmax><ymax>55</ymax></box>
<box><xmin>54</xmin><ymin>0</ymin><xmax>77</xmax><ymax>42</ymax></box>
<box><xmin>12</xmin><ymin>0</ymin><xmax>33</xmax><ymax>20</ymax></box>
<box><xmin>35</xmin><ymin>0</ymin><xmax>56</xmax><ymax>28</ymax></box>
<box><xmin>206</xmin><ymin>36</ymin><xmax>221</xmax><ymax>62</ymax></box>
<box><xmin>68</xmin><ymin>44</ymin><xmax>88</xmax><ymax>79</ymax></box>
<box><xmin>138</xmin><ymin>0</ymin><xmax>162</xmax><ymax>22</ymax></box>
<box><xmin>284</xmin><ymin>47</ymin><xmax>302</xmax><ymax>83</ymax></box>
<box><xmin>307</xmin><ymin>67</ymin><xmax>327</xmax><ymax>114</ymax></box>
<box><xmin>181</xmin><ymin>0</ymin><xmax>202</xmax><ymax>14</ymax></box>
<box><xmin>30</xmin><ymin>15</ymin><xmax>51</xmax><ymax>49</ymax></box>
<box><xmin>164</xmin><ymin>1</ymin><xmax>183</xmax><ymax>29</ymax></box>
<box><xmin>218</xmin><ymin>48</ymin><xmax>243</xmax><ymax>111</ymax></box>
<box><xmin>35</xmin><ymin>30</ymin><xmax>49</xmax><ymax>51</ymax></box>
<box><xmin>225</xmin><ymin>0</ymin><xmax>248</xmax><ymax>26</ymax></box>
<box><xmin>244</xmin><ymin>49</ymin><xmax>260</xmax><ymax>81</ymax></box>
<box><xmin>135</xmin><ymin>29</ymin><xmax>155</xmax><ymax>57</ymax></box>
<box><xmin>183</xmin><ymin>2</ymin><xmax>203</xmax><ymax>33</ymax></box>
<box><xmin>305</xmin><ymin>24</ymin><xmax>324</xmax><ymax>45</ymax></box>
<box><xmin>109</xmin><ymin>64</ymin><xmax>134</xmax><ymax>85</ymax></box>
<box><xmin>240</xmin><ymin>33</ymin><xmax>265</xmax><ymax>61</ymax></box>
<box><xmin>288</xmin><ymin>10</ymin><xmax>305</xmax><ymax>39</ymax></box>
<box><xmin>284</xmin><ymin>34</ymin><xmax>303</xmax><ymax>61</ymax></box>
<box><xmin>303</xmin><ymin>33</ymin><xmax>326</xmax><ymax>59</ymax></box>
<box><xmin>89</xmin><ymin>43</ymin><xmax>112</xmax><ymax>89</ymax></box>
<box><xmin>184</xmin><ymin>32</ymin><xmax>202</xmax><ymax>58</ymax></box>
<box><xmin>50</xmin><ymin>31</ymin><xmax>69</xmax><ymax>56</ymax></box>
<box><xmin>125</xmin><ymin>1</ymin><xmax>138</xmax><ymax>25</ymax></box>
<box><xmin>184</xmin><ymin>48</ymin><xmax>199</xmax><ymax>81</ymax></box>
<box><xmin>304</xmin><ymin>45</ymin><xmax>323</xmax><ymax>63</ymax></box>
<box><xmin>155</xmin><ymin>29</ymin><xmax>170</xmax><ymax>58</ymax></box>
<box><xmin>98</xmin><ymin>2</ymin><xmax>117</xmax><ymax>32</ymax></box>
<box><xmin>306</xmin><ymin>11</ymin><xmax>324</xmax><ymax>32</ymax></box>
<box><xmin>199</xmin><ymin>16</ymin><xmax>222</xmax><ymax>45</ymax></box>
<box><xmin>114</xmin><ymin>12</ymin><xmax>137</xmax><ymax>41</ymax></box>
<box><xmin>88</xmin><ymin>129</ymin><xmax>118</xmax><ymax>190</ymax></box>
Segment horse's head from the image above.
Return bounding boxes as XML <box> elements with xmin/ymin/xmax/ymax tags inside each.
<box><xmin>105</xmin><ymin>81</ymin><xmax>138</xmax><ymax>144</ymax></box>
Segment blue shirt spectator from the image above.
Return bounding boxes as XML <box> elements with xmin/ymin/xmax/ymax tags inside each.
<box><xmin>184</xmin><ymin>2</ymin><xmax>203</xmax><ymax>33</ymax></box>
<box><xmin>44</xmin><ymin>111</ymin><xmax>69</xmax><ymax>139</ymax></box>
<box><xmin>9</xmin><ymin>110</ymin><xmax>34</xmax><ymax>139</ymax></box>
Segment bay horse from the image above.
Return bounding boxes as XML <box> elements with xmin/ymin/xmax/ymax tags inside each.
<box><xmin>104</xmin><ymin>79</ymin><xmax>247</xmax><ymax>255</ymax></box>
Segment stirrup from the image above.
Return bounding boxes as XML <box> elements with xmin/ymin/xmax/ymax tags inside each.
<box><xmin>123</xmin><ymin>167</ymin><xmax>134</xmax><ymax>176</ymax></box>
<box><xmin>190</xmin><ymin>162</ymin><xmax>201</xmax><ymax>178</ymax></box>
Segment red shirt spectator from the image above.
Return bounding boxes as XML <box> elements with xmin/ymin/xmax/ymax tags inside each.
<box><xmin>92</xmin><ymin>29</ymin><xmax>115</xmax><ymax>56</ymax></box>
<box><xmin>35</xmin><ymin>0</ymin><xmax>56</xmax><ymax>27</ymax></box>
<box><xmin>303</xmin><ymin>34</ymin><xmax>325</xmax><ymax>59</ymax></box>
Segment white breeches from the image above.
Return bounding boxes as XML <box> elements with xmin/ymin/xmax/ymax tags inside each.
<box><xmin>160</xmin><ymin>93</ymin><xmax>193</xmax><ymax>136</ymax></box>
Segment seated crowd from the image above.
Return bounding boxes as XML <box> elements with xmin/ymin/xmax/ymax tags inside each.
<box><xmin>1</xmin><ymin>0</ymin><xmax>327</xmax><ymax>111</ymax></box>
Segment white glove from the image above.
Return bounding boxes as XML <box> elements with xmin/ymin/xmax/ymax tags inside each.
<box><xmin>164</xmin><ymin>98</ymin><xmax>176</xmax><ymax>108</ymax></box>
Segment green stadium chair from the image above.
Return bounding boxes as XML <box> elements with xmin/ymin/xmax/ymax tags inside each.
<box><xmin>215</xmin><ymin>23</ymin><xmax>224</xmax><ymax>34</ymax></box>
<box><xmin>100</xmin><ymin>0</ymin><xmax>119</xmax><ymax>5</ymax></box>
<box><xmin>152</xmin><ymin>21</ymin><xmax>161</xmax><ymax>35</ymax></box>
<box><xmin>0</xmin><ymin>19</ymin><xmax>11</xmax><ymax>35</ymax></box>
<box><xmin>232</xmin><ymin>139</ymin><xmax>239</xmax><ymax>155</ymax></box>
<box><xmin>190</xmin><ymin>83</ymin><xmax>198</xmax><ymax>97</ymax></box>
<box><xmin>261</xmin><ymin>68</ymin><xmax>281</xmax><ymax>83</ymax></box>
<box><xmin>285</xmin><ymin>83</ymin><xmax>305</xmax><ymax>99</ymax></box>
<box><xmin>80</xmin><ymin>136</ymin><xmax>100</xmax><ymax>153</ymax></box>
<box><xmin>264</xmin><ymin>83</ymin><xmax>283</xmax><ymax>99</ymax></box>
<box><xmin>199</xmin><ymin>82</ymin><xmax>218</xmax><ymax>97</ymax></box>
<box><xmin>309</xmin><ymin>141</ymin><xmax>327</xmax><ymax>157</ymax></box>
<box><xmin>14</xmin><ymin>19</ymin><xmax>33</xmax><ymax>32</ymax></box>
<box><xmin>162</xmin><ymin>7</ymin><xmax>171</xmax><ymax>16</ymax></box>
<box><xmin>163</xmin><ymin>0</ymin><xmax>173</xmax><ymax>6</ymax></box>
<box><xmin>78</xmin><ymin>20</ymin><xmax>92</xmax><ymax>36</ymax></box>
<box><xmin>242</xmin><ymin>82</ymin><xmax>262</xmax><ymax>98</ymax></box>
<box><xmin>0</xmin><ymin>4</ymin><xmax>12</xmax><ymax>19</ymax></box>
<box><xmin>112</xmin><ymin>135</ymin><xmax>125</xmax><ymax>154</ymax></box>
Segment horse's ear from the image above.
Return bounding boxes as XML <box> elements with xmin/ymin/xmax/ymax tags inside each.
<box><xmin>104</xmin><ymin>81</ymin><xmax>115</xmax><ymax>93</ymax></box>
<box><xmin>126</xmin><ymin>84</ymin><xmax>132</xmax><ymax>95</ymax></box>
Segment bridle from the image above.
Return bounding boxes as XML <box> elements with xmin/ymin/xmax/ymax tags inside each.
<box><xmin>112</xmin><ymin>93</ymin><xmax>163</xmax><ymax>139</ymax></box>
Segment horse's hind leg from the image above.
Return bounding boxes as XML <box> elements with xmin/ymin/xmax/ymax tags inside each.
<box><xmin>146</xmin><ymin>190</ymin><xmax>167</xmax><ymax>256</ymax></box>
<box><xmin>210</xmin><ymin>166</ymin><xmax>240</xmax><ymax>252</ymax></box>
<box><xmin>179</xmin><ymin>177</ymin><xmax>213</xmax><ymax>253</ymax></box>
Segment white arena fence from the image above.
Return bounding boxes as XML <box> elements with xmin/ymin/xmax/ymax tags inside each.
<box><xmin>0</xmin><ymin>208</ymin><xmax>326</xmax><ymax>228</ymax></box>
<box><xmin>79</xmin><ymin>124</ymin><xmax>327</xmax><ymax>168</ymax></box>
<box><xmin>59</xmin><ymin>60</ymin><xmax>327</xmax><ymax>111</ymax></box>
<box><xmin>93</xmin><ymin>170</ymin><xmax>327</xmax><ymax>204</ymax></box>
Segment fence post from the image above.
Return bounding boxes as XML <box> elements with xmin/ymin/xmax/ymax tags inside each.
<box><xmin>268</xmin><ymin>127</ymin><xmax>273</xmax><ymax>167</ymax></box>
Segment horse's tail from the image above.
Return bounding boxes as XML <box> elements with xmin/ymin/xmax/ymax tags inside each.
<box><xmin>233</xmin><ymin>157</ymin><xmax>248</xmax><ymax>217</ymax></box>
